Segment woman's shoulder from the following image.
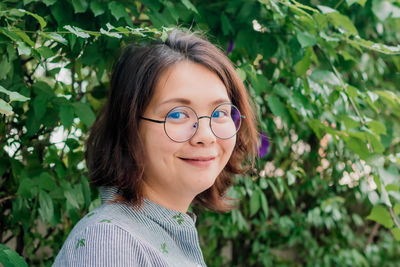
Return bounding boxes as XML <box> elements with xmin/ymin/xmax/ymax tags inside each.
<box><xmin>52</xmin><ymin>205</ymin><xmax>167</xmax><ymax>266</ymax></box>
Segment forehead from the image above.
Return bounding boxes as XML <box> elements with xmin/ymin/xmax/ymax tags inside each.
<box><xmin>150</xmin><ymin>61</ymin><xmax>230</xmax><ymax>108</ymax></box>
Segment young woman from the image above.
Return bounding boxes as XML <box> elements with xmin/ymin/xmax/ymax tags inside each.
<box><xmin>53</xmin><ymin>29</ymin><xmax>258</xmax><ymax>266</ymax></box>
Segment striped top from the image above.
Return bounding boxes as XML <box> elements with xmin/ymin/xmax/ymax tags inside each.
<box><xmin>53</xmin><ymin>187</ymin><xmax>207</xmax><ymax>267</ymax></box>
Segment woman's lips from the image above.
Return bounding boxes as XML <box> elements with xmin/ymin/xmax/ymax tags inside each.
<box><xmin>179</xmin><ymin>156</ymin><xmax>216</xmax><ymax>167</ymax></box>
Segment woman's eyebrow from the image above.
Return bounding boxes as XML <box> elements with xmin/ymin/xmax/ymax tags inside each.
<box><xmin>159</xmin><ymin>97</ymin><xmax>231</xmax><ymax>106</ymax></box>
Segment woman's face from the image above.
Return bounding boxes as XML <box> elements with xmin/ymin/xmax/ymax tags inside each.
<box><xmin>139</xmin><ymin>61</ymin><xmax>236</xmax><ymax>211</ymax></box>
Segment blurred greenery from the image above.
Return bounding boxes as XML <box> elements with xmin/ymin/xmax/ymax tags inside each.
<box><xmin>0</xmin><ymin>0</ymin><xmax>400</xmax><ymax>266</ymax></box>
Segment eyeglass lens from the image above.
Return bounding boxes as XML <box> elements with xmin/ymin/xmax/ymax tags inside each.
<box><xmin>164</xmin><ymin>103</ymin><xmax>242</xmax><ymax>142</ymax></box>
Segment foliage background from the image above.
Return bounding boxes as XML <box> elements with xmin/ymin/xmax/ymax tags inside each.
<box><xmin>1</xmin><ymin>0</ymin><xmax>400</xmax><ymax>266</ymax></box>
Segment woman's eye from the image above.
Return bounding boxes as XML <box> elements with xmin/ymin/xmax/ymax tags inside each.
<box><xmin>167</xmin><ymin>111</ymin><xmax>187</xmax><ymax>120</ymax></box>
<box><xmin>212</xmin><ymin>110</ymin><xmax>228</xmax><ymax>118</ymax></box>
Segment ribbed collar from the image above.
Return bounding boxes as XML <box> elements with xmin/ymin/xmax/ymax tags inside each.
<box><xmin>99</xmin><ymin>186</ymin><xmax>197</xmax><ymax>226</ymax></box>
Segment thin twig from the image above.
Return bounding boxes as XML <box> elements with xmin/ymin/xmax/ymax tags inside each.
<box><xmin>8</xmin><ymin>29</ymin><xmax>159</xmax><ymax>35</ymax></box>
<box><xmin>21</xmin><ymin>56</ymin><xmax>34</xmax><ymax>65</ymax></box>
<box><xmin>365</xmin><ymin>222</ymin><xmax>380</xmax><ymax>249</ymax></box>
<box><xmin>33</xmin><ymin>227</ymin><xmax>55</xmax><ymax>254</ymax></box>
<box><xmin>390</xmin><ymin>207</ymin><xmax>400</xmax><ymax>229</ymax></box>
<box><xmin>335</xmin><ymin>0</ymin><xmax>345</xmax><ymax>9</ymax></box>
<box><xmin>318</xmin><ymin>45</ymin><xmax>372</xmax><ymax>151</ymax></box>
<box><xmin>2</xmin><ymin>234</ymin><xmax>14</xmax><ymax>244</ymax></box>
<box><xmin>0</xmin><ymin>195</ymin><xmax>16</xmax><ymax>205</ymax></box>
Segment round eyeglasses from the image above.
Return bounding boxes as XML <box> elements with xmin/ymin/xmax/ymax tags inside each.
<box><xmin>140</xmin><ymin>103</ymin><xmax>245</xmax><ymax>143</ymax></box>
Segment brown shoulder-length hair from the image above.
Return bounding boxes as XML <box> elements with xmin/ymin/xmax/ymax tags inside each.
<box><xmin>85</xmin><ymin>29</ymin><xmax>258</xmax><ymax>212</ymax></box>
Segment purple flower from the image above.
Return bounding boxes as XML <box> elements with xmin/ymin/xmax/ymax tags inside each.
<box><xmin>227</xmin><ymin>40</ymin><xmax>234</xmax><ymax>53</ymax></box>
<box><xmin>258</xmin><ymin>132</ymin><xmax>270</xmax><ymax>158</ymax></box>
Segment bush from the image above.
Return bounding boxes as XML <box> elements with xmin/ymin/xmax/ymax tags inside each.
<box><xmin>1</xmin><ymin>0</ymin><xmax>399</xmax><ymax>266</ymax></box>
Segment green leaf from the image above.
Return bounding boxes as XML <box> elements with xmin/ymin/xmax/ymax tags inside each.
<box><xmin>372</xmin><ymin>0</ymin><xmax>392</xmax><ymax>21</ymax></box>
<box><xmin>367</xmin><ymin>205</ymin><xmax>393</xmax><ymax>228</ymax></box>
<box><xmin>37</xmin><ymin>47</ymin><xmax>55</xmax><ymax>58</ymax></box>
<box><xmin>358</xmin><ymin>0</ymin><xmax>367</xmax><ymax>6</ymax></box>
<box><xmin>261</xmin><ymin>35</ymin><xmax>278</xmax><ymax>59</ymax></box>
<box><xmin>0</xmin><ymin>85</ymin><xmax>30</xmax><ymax>102</ymax></box>
<box><xmin>346</xmin><ymin>0</ymin><xmax>358</xmax><ymax>6</ymax></box>
<box><xmin>66</xmin><ymin>138</ymin><xmax>79</xmax><ymax>150</ymax></box>
<box><xmin>100</xmin><ymin>28</ymin><xmax>122</xmax><ymax>39</ymax></box>
<box><xmin>164</xmin><ymin>2</ymin><xmax>179</xmax><ymax>22</ymax></box>
<box><xmin>38</xmin><ymin>190</ymin><xmax>54</xmax><ymax>223</ymax></box>
<box><xmin>109</xmin><ymin>1</ymin><xmax>128</xmax><ymax>20</ymax></box>
<box><xmin>17</xmin><ymin>41</ymin><xmax>31</xmax><ymax>56</ymax></box>
<box><xmin>41</xmin><ymin>32</ymin><xmax>68</xmax><ymax>45</ymax></box>
<box><xmin>236</xmin><ymin>68</ymin><xmax>246</xmax><ymax>81</ymax></box>
<box><xmin>366</xmin><ymin>132</ymin><xmax>384</xmax><ymax>153</ymax></box>
<box><xmin>0</xmin><ymin>56</ymin><xmax>11</xmax><ymax>80</ymax></box>
<box><xmin>259</xmin><ymin>178</ymin><xmax>268</xmax><ymax>189</ymax></box>
<box><xmin>23</xmin><ymin>0</ymin><xmax>37</xmax><ymax>5</ymax></box>
<box><xmin>14</xmin><ymin>29</ymin><xmax>35</xmax><ymax>47</ymax></box>
<box><xmin>33</xmin><ymin>95</ymin><xmax>47</xmax><ymax>120</ymax></box>
<box><xmin>249</xmin><ymin>190</ymin><xmax>261</xmax><ymax>217</ymax></box>
<box><xmin>260</xmin><ymin>192</ymin><xmax>269</xmax><ymax>218</ymax></box>
<box><xmin>249</xmin><ymin>74</ymin><xmax>270</xmax><ymax>94</ymax></box>
<box><xmin>0</xmin><ymin>27</ymin><xmax>21</xmax><ymax>42</ymax></box>
<box><xmin>221</xmin><ymin>13</ymin><xmax>233</xmax><ymax>36</ymax></box>
<box><xmin>368</xmin><ymin>191</ymin><xmax>380</xmax><ymax>205</ymax></box>
<box><xmin>346</xmin><ymin>85</ymin><xmax>358</xmax><ymax>98</ymax></box>
<box><xmin>64</xmin><ymin>25</ymin><xmax>90</xmax><ymax>38</ymax></box>
<box><xmin>16</xmin><ymin>178</ymin><xmax>36</xmax><ymax>198</ymax></box>
<box><xmin>295</xmin><ymin>47</ymin><xmax>312</xmax><ymax>76</ymax></box>
<box><xmin>289</xmin><ymin>37</ymin><xmax>304</xmax><ymax>65</ymax></box>
<box><xmin>181</xmin><ymin>0</ymin><xmax>198</xmax><ymax>13</ymax></box>
<box><xmin>267</xmin><ymin>95</ymin><xmax>289</xmax><ymax>120</ymax></box>
<box><xmin>0</xmin><ymin>99</ymin><xmax>13</xmax><ymax>115</ymax></box>
<box><xmin>19</xmin><ymin>9</ymin><xmax>47</xmax><ymax>29</ymax></box>
<box><xmin>328</xmin><ymin>12</ymin><xmax>358</xmax><ymax>35</ymax></box>
<box><xmin>394</xmin><ymin>204</ymin><xmax>400</xmax><ymax>215</ymax></box>
<box><xmin>37</xmin><ymin>172</ymin><xmax>57</xmax><ymax>191</ymax></box>
<box><xmin>393</xmin><ymin>5</ymin><xmax>400</xmax><ymax>18</ymax></box>
<box><xmin>391</xmin><ymin>227</ymin><xmax>400</xmax><ymax>241</ymax></box>
<box><xmin>297</xmin><ymin>32</ymin><xmax>317</xmax><ymax>48</ymax></box>
<box><xmin>64</xmin><ymin>184</ymin><xmax>84</xmax><ymax>209</ymax></box>
<box><xmin>310</xmin><ymin>69</ymin><xmax>341</xmax><ymax>86</ymax></box>
<box><xmin>0</xmin><ymin>244</ymin><xmax>28</xmax><ymax>267</ymax></box>
<box><xmin>81</xmin><ymin>176</ymin><xmax>91</xmax><ymax>209</ymax></box>
<box><xmin>42</xmin><ymin>0</ymin><xmax>57</xmax><ymax>6</ymax></box>
<box><xmin>90</xmin><ymin>1</ymin><xmax>105</xmax><ymax>16</ymax></box>
<box><xmin>64</xmin><ymin>188</ymin><xmax>80</xmax><ymax>209</ymax></box>
<box><xmin>378</xmin><ymin>167</ymin><xmax>397</xmax><ymax>186</ymax></box>
<box><xmin>71</xmin><ymin>0</ymin><xmax>89</xmax><ymax>13</ymax></box>
<box><xmin>73</xmin><ymin>102</ymin><xmax>95</xmax><ymax>126</ymax></box>
<box><xmin>346</xmin><ymin>0</ymin><xmax>360</xmax><ymax>6</ymax></box>
<box><xmin>347</xmin><ymin>0</ymin><xmax>367</xmax><ymax>6</ymax></box>
<box><xmin>60</xmin><ymin>104</ymin><xmax>75</xmax><ymax>128</ymax></box>
<box><xmin>33</xmin><ymin>82</ymin><xmax>55</xmax><ymax>99</ymax></box>
<box><xmin>343</xmin><ymin>136</ymin><xmax>370</xmax><ymax>160</ymax></box>
<box><xmin>340</xmin><ymin>115</ymin><xmax>359</xmax><ymax>129</ymax></box>
<box><xmin>366</xmin><ymin>153</ymin><xmax>384</xmax><ymax>168</ymax></box>
<box><xmin>317</xmin><ymin>5</ymin><xmax>336</xmax><ymax>14</ymax></box>
<box><xmin>141</xmin><ymin>0</ymin><xmax>161</xmax><ymax>11</ymax></box>
<box><xmin>286</xmin><ymin>170</ymin><xmax>296</xmax><ymax>186</ymax></box>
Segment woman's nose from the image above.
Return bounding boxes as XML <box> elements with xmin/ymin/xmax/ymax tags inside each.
<box><xmin>189</xmin><ymin>117</ymin><xmax>216</xmax><ymax>145</ymax></box>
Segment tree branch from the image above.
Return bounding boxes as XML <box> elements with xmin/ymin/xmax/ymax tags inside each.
<box><xmin>390</xmin><ymin>207</ymin><xmax>400</xmax><ymax>229</ymax></box>
<box><xmin>365</xmin><ymin>222</ymin><xmax>380</xmax><ymax>249</ymax></box>
<box><xmin>0</xmin><ymin>195</ymin><xmax>16</xmax><ymax>205</ymax></box>
<box><xmin>2</xmin><ymin>234</ymin><xmax>14</xmax><ymax>244</ymax></box>
<box><xmin>335</xmin><ymin>0</ymin><xmax>345</xmax><ymax>9</ymax></box>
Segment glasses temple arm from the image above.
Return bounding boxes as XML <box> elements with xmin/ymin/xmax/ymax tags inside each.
<box><xmin>139</xmin><ymin>116</ymin><xmax>165</xmax><ymax>124</ymax></box>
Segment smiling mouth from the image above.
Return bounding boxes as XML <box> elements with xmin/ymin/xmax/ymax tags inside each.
<box><xmin>179</xmin><ymin>156</ymin><xmax>216</xmax><ymax>161</ymax></box>
<box><xmin>178</xmin><ymin>156</ymin><xmax>216</xmax><ymax>166</ymax></box>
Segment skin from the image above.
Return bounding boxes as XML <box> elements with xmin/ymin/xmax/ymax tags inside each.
<box><xmin>139</xmin><ymin>61</ymin><xmax>236</xmax><ymax>213</ymax></box>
